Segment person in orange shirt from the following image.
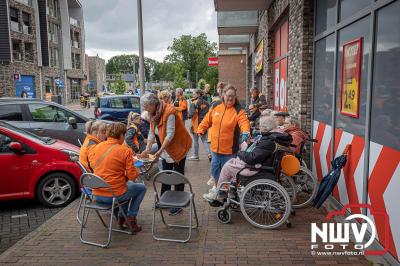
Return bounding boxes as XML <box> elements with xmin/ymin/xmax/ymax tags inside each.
<box><xmin>197</xmin><ymin>85</ymin><xmax>250</xmax><ymax>189</ymax></box>
<box><xmin>89</xmin><ymin>122</ymin><xmax>146</xmax><ymax>233</ymax></box>
<box><xmin>173</xmin><ymin>88</ymin><xmax>188</xmax><ymax>121</ymax></box>
<box><xmin>140</xmin><ymin>93</ymin><xmax>192</xmax><ymax>215</ymax></box>
<box><xmin>79</xmin><ymin>120</ymin><xmax>107</xmax><ymax>172</ymax></box>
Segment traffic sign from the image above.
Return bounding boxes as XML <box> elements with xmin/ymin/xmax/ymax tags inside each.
<box><xmin>55</xmin><ymin>78</ymin><xmax>65</xmax><ymax>88</ymax></box>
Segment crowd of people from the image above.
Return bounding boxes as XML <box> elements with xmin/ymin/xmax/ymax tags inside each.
<box><xmin>78</xmin><ymin>84</ymin><xmax>309</xmax><ymax>232</ymax></box>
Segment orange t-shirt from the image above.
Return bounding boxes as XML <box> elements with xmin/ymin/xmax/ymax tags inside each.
<box><xmin>79</xmin><ymin>134</ymin><xmax>100</xmax><ymax>172</ymax></box>
<box><xmin>88</xmin><ymin>138</ymin><xmax>138</xmax><ymax>197</ymax></box>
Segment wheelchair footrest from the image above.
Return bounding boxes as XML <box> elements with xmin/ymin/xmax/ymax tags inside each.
<box><xmin>208</xmin><ymin>200</ymin><xmax>224</xmax><ymax>207</ymax></box>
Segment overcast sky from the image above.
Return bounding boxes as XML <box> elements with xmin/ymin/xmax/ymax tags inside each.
<box><xmin>83</xmin><ymin>0</ymin><xmax>218</xmax><ymax>62</ymax></box>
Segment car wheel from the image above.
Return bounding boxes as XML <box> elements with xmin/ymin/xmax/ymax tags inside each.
<box><xmin>37</xmin><ymin>173</ymin><xmax>78</xmax><ymax>207</ymax></box>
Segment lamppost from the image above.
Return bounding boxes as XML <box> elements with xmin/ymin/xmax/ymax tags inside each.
<box><xmin>137</xmin><ymin>0</ymin><xmax>145</xmax><ymax>96</ymax></box>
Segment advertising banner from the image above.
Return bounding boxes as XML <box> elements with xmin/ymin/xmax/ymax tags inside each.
<box><xmin>208</xmin><ymin>57</ymin><xmax>218</xmax><ymax>66</ymax></box>
<box><xmin>255</xmin><ymin>40</ymin><xmax>264</xmax><ymax>73</ymax></box>
<box><xmin>340</xmin><ymin>38</ymin><xmax>362</xmax><ymax>118</ymax></box>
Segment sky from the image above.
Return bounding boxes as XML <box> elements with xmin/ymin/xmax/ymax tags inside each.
<box><xmin>83</xmin><ymin>0</ymin><xmax>218</xmax><ymax>62</ymax></box>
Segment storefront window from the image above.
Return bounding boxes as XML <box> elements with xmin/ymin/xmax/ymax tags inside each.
<box><xmin>370</xmin><ymin>1</ymin><xmax>400</xmax><ymax>151</ymax></box>
<box><xmin>45</xmin><ymin>78</ymin><xmax>53</xmax><ymax>94</ymax></box>
<box><xmin>315</xmin><ymin>0</ymin><xmax>336</xmax><ymax>35</ymax></box>
<box><xmin>335</xmin><ymin>16</ymin><xmax>370</xmax><ymax>136</ymax></box>
<box><xmin>273</xmin><ymin>20</ymin><xmax>288</xmax><ymax>111</ymax></box>
<box><xmin>339</xmin><ymin>0</ymin><xmax>371</xmax><ymax>21</ymax></box>
<box><xmin>70</xmin><ymin>79</ymin><xmax>81</xmax><ymax>100</ymax></box>
<box><xmin>313</xmin><ymin>34</ymin><xmax>335</xmax><ymax>125</ymax></box>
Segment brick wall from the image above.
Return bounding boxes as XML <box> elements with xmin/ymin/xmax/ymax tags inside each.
<box><xmin>256</xmin><ymin>0</ymin><xmax>314</xmax><ymax>134</ymax></box>
<box><xmin>218</xmin><ymin>53</ymin><xmax>247</xmax><ymax>105</ymax></box>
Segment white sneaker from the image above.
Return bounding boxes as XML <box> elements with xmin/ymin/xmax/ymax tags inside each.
<box><xmin>203</xmin><ymin>190</ymin><xmax>218</xmax><ymax>201</ymax></box>
<box><xmin>209</xmin><ymin>186</ymin><xmax>217</xmax><ymax>193</ymax></box>
<box><xmin>188</xmin><ymin>156</ymin><xmax>200</xmax><ymax>161</ymax></box>
<box><xmin>207</xmin><ymin>177</ymin><xmax>215</xmax><ymax>186</ymax></box>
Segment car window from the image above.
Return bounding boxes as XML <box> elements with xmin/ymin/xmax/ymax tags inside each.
<box><xmin>0</xmin><ymin>104</ymin><xmax>23</xmax><ymax>121</ymax></box>
<box><xmin>109</xmin><ymin>98</ymin><xmax>129</xmax><ymax>109</ymax></box>
<box><xmin>28</xmin><ymin>103</ymin><xmax>81</xmax><ymax>123</ymax></box>
<box><xmin>0</xmin><ymin>133</ymin><xmax>13</xmax><ymax>153</ymax></box>
<box><xmin>130</xmin><ymin>97</ymin><xmax>140</xmax><ymax>109</ymax></box>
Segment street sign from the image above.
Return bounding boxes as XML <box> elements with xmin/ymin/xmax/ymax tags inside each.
<box><xmin>13</xmin><ymin>73</ymin><xmax>21</xmax><ymax>81</ymax></box>
<box><xmin>55</xmin><ymin>78</ymin><xmax>65</xmax><ymax>89</ymax></box>
<box><xmin>208</xmin><ymin>57</ymin><xmax>218</xmax><ymax>66</ymax></box>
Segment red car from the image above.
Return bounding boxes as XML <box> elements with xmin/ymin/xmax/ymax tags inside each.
<box><xmin>0</xmin><ymin>121</ymin><xmax>82</xmax><ymax>207</ymax></box>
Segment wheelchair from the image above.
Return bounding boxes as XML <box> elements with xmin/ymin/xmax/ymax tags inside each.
<box><xmin>208</xmin><ymin>144</ymin><xmax>299</xmax><ymax>229</ymax></box>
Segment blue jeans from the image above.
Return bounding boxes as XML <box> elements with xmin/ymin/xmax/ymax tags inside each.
<box><xmin>211</xmin><ymin>152</ymin><xmax>236</xmax><ymax>182</ymax></box>
<box><xmin>192</xmin><ymin>132</ymin><xmax>211</xmax><ymax>157</ymax></box>
<box><xmin>95</xmin><ymin>181</ymin><xmax>147</xmax><ymax>217</ymax></box>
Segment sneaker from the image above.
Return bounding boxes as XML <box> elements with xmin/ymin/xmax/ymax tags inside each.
<box><xmin>168</xmin><ymin>208</ymin><xmax>182</xmax><ymax>216</ymax></box>
<box><xmin>208</xmin><ymin>154</ymin><xmax>212</xmax><ymax>163</ymax></box>
<box><xmin>203</xmin><ymin>190</ymin><xmax>218</xmax><ymax>201</ymax></box>
<box><xmin>209</xmin><ymin>186</ymin><xmax>217</xmax><ymax>193</ymax></box>
<box><xmin>188</xmin><ymin>156</ymin><xmax>200</xmax><ymax>161</ymax></box>
<box><xmin>207</xmin><ymin>177</ymin><xmax>215</xmax><ymax>186</ymax></box>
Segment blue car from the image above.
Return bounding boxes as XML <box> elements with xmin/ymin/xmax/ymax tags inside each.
<box><xmin>94</xmin><ymin>95</ymin><xmax>141</xmax><ymax>122</ymax></box>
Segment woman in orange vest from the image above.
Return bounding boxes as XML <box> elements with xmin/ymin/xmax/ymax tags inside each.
<box><xmin>89</xmin><ymin>122</ymin><xmax>146</xmax><ymax>232</ymax></box>
<box><xmin>173</xmin><ymin>88</ymin><xmax>188</xmax><ymax>121</ymax></box>
<box><xmin>140</xmin><ymin>93</ymin><xmax>192</xmax><ymax>215</ymax></box>
<box><xmin>79</xmin><ymin>120</ymin><xmax>107</xmax><ymax>172</ymax></box>
<box><xmin>197</xmin><ymin>85</ymin><xmax>251</xmax><ymax>190</ymax></box>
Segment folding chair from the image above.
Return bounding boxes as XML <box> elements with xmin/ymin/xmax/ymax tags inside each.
<box><xmin>79</xmin><ymin>173</ymin><xmax>133</xmax><ymax>248</ymax></box>
<box><xmin>152</xmin><ymin>170</ymin><xmax>199</xmax><ymax>243</ymax></box>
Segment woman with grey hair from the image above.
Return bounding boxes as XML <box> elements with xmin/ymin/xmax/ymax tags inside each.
<box><xmin>203</xmin><ymin>115</ymin><xmax>292</xmax><ymax>201</ymax></box>
<box><xmin>140</xmin><ymin>93</ymin><xmax>192</xmax><ymax>215</ymax></box>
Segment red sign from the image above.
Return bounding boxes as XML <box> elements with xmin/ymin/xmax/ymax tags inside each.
<box><xmin>208</xmin><ymin>57</ymin><xmax>218</xmax><ymax>66</ymax></box>
<box><xmin>340</xmin><ymin>38</ymin><xmax>362</xmax><ymax>118</ymax></box>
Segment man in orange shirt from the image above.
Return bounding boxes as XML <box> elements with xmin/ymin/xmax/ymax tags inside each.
<box><xmin>89</xmin><ymin>122</ymin><xmax>146</xmax><ymax>233</ymax></box>
<box><xmin>173</xmin><ymin>88</ymin><xmax>188</xmax><ymax>121</ymax></box>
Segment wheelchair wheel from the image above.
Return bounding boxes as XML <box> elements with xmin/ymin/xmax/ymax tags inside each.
<box><xmin>280</xmin><ymin>175</ymin><xmax>297</xmax><ymax>205</ymax></box>
<box><xmin>240</xmin><ymin>180</ymin><xmax>291</xmax><ymax>229</ymax></box>
<box><xmin>290</xmin><ymin>166</ymin><xmax>319</xmax><ymax>209</ymax></box>
<box><xmin>217</xmin><ymin>208</ymin><xmax>231</xmax><ymax>224</ymax></box>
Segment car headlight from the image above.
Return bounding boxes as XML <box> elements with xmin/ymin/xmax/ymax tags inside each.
<box><xmin>62</xmin><ymin>149</ymin><xmax>79</xmax><ymax>162</ymax></box>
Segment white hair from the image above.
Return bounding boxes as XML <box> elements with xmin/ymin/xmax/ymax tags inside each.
<box><xmin>176</xmin><ymin>88</ymin><xmax>184</xmax><ymax>95</ymax></box>
<box><xmin>261</xmin><ymin>109</ymin><xmax>273</xmax><ymax>117</ymax></box>
<box><xmin>140</xmin><ymin>92</ymin><xmax>160</xmax><ymax>108</ymax></box>
<box><xmin>259</xmin><ymin>115</ymin><xmax>277</xmax><ymax>132</ymax></box>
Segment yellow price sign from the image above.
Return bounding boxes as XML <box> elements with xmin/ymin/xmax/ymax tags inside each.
<box><xmin>340</xmin><ymin>38</ymin><xmax>362</xmax><ymax>118</ymax></box>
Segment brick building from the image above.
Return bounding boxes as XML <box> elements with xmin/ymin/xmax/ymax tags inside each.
<box><xmin>214</xmin><ymin>0</ymin><xmax>400</xmax><ymax>264</ymax></box>
<box><xmin>0</xmin><ymin>0</ymin><xmax>85</xmax><ymax>104</ymax></box>
<box><xmin>88</xmin><ymin>55</ymin><xmax>106</xmax><ymax>94</ymax></box>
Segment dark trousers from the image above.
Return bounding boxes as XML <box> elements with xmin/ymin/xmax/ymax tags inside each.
<box><xmin>161</xmin><ymin>157</ymin><xmax>186</xmax><ymax>195</ymax></box>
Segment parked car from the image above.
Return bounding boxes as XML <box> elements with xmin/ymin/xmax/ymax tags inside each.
<box><xmin>94</xmin><ymin>95</ymin><xmax>141</xmax><ymax>122</ymax></box>
<box><xmin>0</xmin><ymin>98</ymin><xmax>89</xmax><ymax>147</ymax></box>
<box><xmin>0</xmin><ymin>121</ymin><xmax>81</xmax><ymax>207</ymax></box>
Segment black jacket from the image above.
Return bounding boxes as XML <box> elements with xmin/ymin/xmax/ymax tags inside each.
<box><xmin>237</xmin><ymin>132</ymin><xmax>292</xmax><ymax>166</ymax></box>
<box><xmin>248</xmin><ymin>109</ymin><xmax>261</xmax><ymax>122</ymax></box>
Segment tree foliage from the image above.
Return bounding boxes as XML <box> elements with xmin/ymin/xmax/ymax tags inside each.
<box><xmin>165</xmin><ymin>33</ymin><xmax>218</xmax><ymax>88</ymax></box>
<box><xmin>110</xmin><ymin>73</ymin><xmax>126</xmax><ymax>95</ymax></box>
<box><xmin>106</xmin><ymin>54</ymin><xmax>158</xmax><ymax>82</ymax></box>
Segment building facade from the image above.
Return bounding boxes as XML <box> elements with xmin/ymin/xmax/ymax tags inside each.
<box><xmin>0</xmin><ymin>0</ymin><xmax>85</xmax><ymax>104</ymax></box>
<box><xmin>88</xmin><ymin>55</ymin><xmax>106</xmax><ymax>94</ymax></box>
<box><xmin>215</xmin><ymin>0</ymin><xmax>399</xmax><ymax>263</ymax></box>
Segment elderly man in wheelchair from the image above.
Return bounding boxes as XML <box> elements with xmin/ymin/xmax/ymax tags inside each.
<box><xmin>203</xmin><ymin>115</ymin><xmax>300</xmax><ymax>229</ymax></box>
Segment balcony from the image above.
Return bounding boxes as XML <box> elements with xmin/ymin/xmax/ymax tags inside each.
<box><xmin>214</xmin><ymin>0</ymin><xmax>272</xmax><ymax>11</ymax></box>
<box><xmin>10</xmin><ymin>21</ymin><xmax>20</xmax><ymax>32</ymax></box>
<box><xmin>217</xmin><ymin>11</ymin><xmax>258</xmax><ymax>35</ymax></box>
<box><xmin>69</xmin><ymin>17</ymin><xmax>80</xmax><ymax>27</ymax></box>
<box><xmin>16</xmin><ymin>0</ymin><xmax>32</xmax><ymax>6</ymax></box>
<box><xmin>219</xmin><ymin>35</ymin><xmax>249</xmax><ymax>49</ymax></box>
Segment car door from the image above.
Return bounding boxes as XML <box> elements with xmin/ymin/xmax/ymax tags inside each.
<box><xmin>26</xmin><ymin>103</ymin><xmax>85</xmax><ymax>146</ymax></box>
<box><xmin>0</xmin><ymin>104</ymin><xmax>32</xmax><ymax>131</ymax></box>
<box><xmin>0</xmin><ymin>132</ymin><xmax>31</xmax><ymax>199</ymax></box>
<box><xmin>109</xmin><ymin>97</ymin><xmax>131</xmax><ymax>122</ymax></box>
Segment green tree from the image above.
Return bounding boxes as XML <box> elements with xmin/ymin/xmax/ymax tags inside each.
<box><xmin>165</xmin><ymin>33</ymin><xmax>218</xmax><ymax>88</ymax></box>
<box><xmin>110</xmin><ymin>73</ymin><xmax>126</xmax><ymax>95</ymax></box>
<box><xmin>106</xmin><ymin>54</ymin><xmax>160</xmax><ymax>82</ymax></box>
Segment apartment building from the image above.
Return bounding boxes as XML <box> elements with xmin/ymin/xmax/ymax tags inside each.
<box><xmin>0</xmin><ymin>0</ymin><xmax>85</xmax><ymax>103</ymax></box>
<box><xmin>88</xmin><ymin>55</ymin><xmax>106</xmax><ymax>94</ymax></box>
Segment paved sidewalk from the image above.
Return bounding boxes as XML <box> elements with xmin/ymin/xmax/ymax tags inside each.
<box><xmin>0</xmin><ymin>152</ymin><xmax>370</xmax><ymax>265</ymax></box>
